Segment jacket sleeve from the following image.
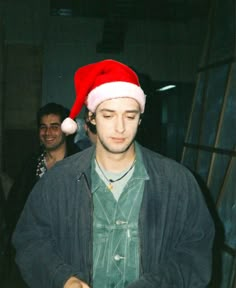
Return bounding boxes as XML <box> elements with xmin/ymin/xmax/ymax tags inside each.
<box><xmin>127</xmin><ymin>165</ymin><xmax>215</xmax><ymax>288</ymax></box>
<box><xmin>12</xmin><ymin>177</ymin><xmax>80</xmax><ymax>288</ymax></box>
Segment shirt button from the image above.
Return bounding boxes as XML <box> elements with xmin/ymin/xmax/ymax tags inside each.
<box><xmin>114</xmin><ymin>254</ymin><xmax>124</xmax><ymax>261</ymax></box>
<box><xmin>115</xmin><ymin>220</ymin><xmax>127</xmax><ymax>225</ymax></box>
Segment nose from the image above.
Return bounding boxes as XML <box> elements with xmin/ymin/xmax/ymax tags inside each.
<box><xmin>115</xmin><ymin>116</ymin><xmax>125</xmax><ymax>133</ymax></box>
<box><xmin>44</xmin><ymin>127</ymin><xmax>52</xmax><ymax>135</ymax></box>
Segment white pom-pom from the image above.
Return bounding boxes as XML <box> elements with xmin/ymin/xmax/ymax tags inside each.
<box><xmin>61</xmin><ymin>117</ymin><xmax>78</xmax><ymax>135</ymax></box>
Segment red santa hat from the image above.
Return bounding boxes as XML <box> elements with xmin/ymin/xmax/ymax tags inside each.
<box><xmin>61</xmin><ymin>59</ymin><xmax>146</xmax><ymax>135</ymax></box>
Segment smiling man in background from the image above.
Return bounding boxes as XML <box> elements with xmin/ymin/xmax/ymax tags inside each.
<box><xmin>5</xmin><ymin>103</ymin><xmax>80</xmax><ymax>287</ymax></box>
<box><xmin>6</xmin><ymin>102</ymin><xmax>80</xmax><ymax>232</ymax></box>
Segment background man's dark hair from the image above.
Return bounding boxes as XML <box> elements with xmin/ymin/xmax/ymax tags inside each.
<box><xmin>37</xmin><ymin>102</ymin><xmax>70</xmax><ymax>128</ymax></box>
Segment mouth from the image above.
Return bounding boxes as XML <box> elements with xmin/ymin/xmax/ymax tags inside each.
<box><xmin>111</xmin><ymin>137</ymin><xmax>126</xmax><ymax>143</ymax></box>
<box><xmin>44</xmin><ymin>138</ymin><xmax>55</xmax><ymax>143</ymax></box>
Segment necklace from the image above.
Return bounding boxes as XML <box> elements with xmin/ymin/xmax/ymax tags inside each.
<box><xmin>95</xmin><ymin>157</ymin><xmax>136</xmax><ymax>190</ymax></box>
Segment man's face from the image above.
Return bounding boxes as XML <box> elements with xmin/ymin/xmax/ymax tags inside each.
<box><xmin>93</xmin><ymin>97</ymin><xmax>141</xmax><ymax>154</ymax></box>
<box><xmin>39</xmin><ymin>114</ymin><xmax>66</xmax><ymax>151</ymax></box>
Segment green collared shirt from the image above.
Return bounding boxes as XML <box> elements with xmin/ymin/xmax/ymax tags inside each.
<box><xmin>91</xmin><ymin>143</ymin><xmax>149</xmax><ymax>288</ymax></box>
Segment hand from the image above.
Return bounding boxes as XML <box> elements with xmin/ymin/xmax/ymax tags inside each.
<box><xmin>64</xmin><ymin>276</ymin><xmax>90</xmax><ymax>288</ymax></box>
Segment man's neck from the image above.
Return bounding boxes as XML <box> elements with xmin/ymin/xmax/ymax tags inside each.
<box><xmin>45</xmin><ymin>145</ymin><xmax>66</xmax><ymax>169</ymax></box>
<box><xmin>95</xmin><ymin>144</ymin><xmax>136</xmax><ymax>173</ymax></box>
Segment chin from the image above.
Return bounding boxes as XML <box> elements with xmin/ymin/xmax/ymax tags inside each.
<box><xmin>45</xmin><ymin>145</ymin><xmax>58</xmax><ymax>151</ymax></box>
<box><xmin>108</xmin><ymin>143</ymin><xmax>133</xmax><ymax>154</ymax></box>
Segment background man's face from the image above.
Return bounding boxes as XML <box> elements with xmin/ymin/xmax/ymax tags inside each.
<box><xmin>39</xmin><ymin>114</ymin><xmax>66</xmax><ymax>151</ymax></box>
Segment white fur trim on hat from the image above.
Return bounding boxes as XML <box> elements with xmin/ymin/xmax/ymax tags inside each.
<box><xmin>87</xmin><ymin>81</ymin><xmax>146</xmax><ymax>113</ymax></box>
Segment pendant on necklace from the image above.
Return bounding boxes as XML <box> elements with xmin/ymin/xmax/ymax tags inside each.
<box><xmin>108</xmin><ymin>182</ymin><xmax>113</xmax><ymax>190</ymax></box>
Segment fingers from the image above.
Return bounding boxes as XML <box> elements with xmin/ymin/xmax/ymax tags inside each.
<box><xmin>64</xmin><ymin>277</ymin><xmax>90</xmax><ymax>288</ymax></box>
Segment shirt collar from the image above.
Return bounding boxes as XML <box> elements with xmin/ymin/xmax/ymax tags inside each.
<box><xmin>91</xmin><ymin>142</ymin><xmax>149</xmax><ymax>192</ymax></box>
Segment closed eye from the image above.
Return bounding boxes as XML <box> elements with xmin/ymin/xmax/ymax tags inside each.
<box><xmin>102</xmin><ymin>113</ymin><xmax>113</xmax><ymax>118</ymax></box>
<box><xmin>126</xmin><ymin>113</ymin><xmax>138</xmax><ymax>120</ymax></box>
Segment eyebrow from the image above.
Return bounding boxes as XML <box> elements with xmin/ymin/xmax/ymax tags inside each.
<box><xmin>99</xmin><ymin>108</ymin><xmax>140</xmax><ymax>113</ymax></box>
<box><xmin>39</xmin><ymin>122</ymin><xmax>61</xmax><ymax>126</ymax></box>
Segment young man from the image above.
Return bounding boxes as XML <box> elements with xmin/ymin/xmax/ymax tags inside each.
<box><xmin>12</xmin><ymin>60</ymin><xmax>215</xmax><ymax>288</ymax></box>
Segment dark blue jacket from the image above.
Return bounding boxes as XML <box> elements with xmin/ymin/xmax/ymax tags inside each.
<box><xmin>12</xmin><ymin>144</ymin><xmax>215</xmax><ymax>288</ymax></box>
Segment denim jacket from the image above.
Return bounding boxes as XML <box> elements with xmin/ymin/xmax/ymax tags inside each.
<box><xmin>12</xmin><ymin>143</ymin><xmax>215</xmax><ymax>288</ymax></box>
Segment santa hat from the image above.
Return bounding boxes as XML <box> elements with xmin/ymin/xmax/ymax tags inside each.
<box><xmin>61</xmin><ymin>59</ymin><xmax>146</xmax><ymax>135</ymax></box>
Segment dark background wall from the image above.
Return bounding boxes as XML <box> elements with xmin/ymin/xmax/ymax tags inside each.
<box><xmin>1</xmin><ymin>1</ymin><xmax>236</xmax><ymax>287</ymax></box>
<box><xmin>0</xmin><ymin>0</ymin><xmax>208</xmax><ymax>179</ymax></box>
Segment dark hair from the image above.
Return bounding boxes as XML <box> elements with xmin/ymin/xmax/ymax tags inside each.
<box><xmin>37</xmin><ymin>102</ymin><xmax>70</xmax><ymax>128</ymax></box>
<box><xmin>84</xmin><ymin>107</ymin><xmax>97</xmax><ymax>134</ymax></box>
